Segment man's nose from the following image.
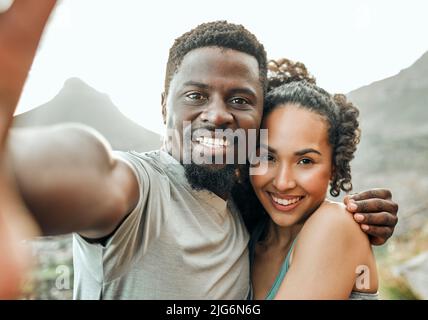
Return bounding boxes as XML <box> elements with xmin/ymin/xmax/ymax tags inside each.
<box><xmin>200</xmin><ymin>98</ymin><xmax>234</xmax><ymax>127</ymax></box>
<box><xmin>272</xmin><ymin>164</ymin><xmax>297</xmax><ymax>191</ymax></box>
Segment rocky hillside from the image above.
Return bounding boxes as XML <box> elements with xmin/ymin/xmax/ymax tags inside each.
<box><xmin>348</xmin><ymin>51</ymin><xmax>428</xmax><ymax>236</ymax></box>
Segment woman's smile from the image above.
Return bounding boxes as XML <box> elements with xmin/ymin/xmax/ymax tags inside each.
<box><xmin>268</xmin><ymin>193</ymin><xmax>305</xmax><ymax>212</ymax></box>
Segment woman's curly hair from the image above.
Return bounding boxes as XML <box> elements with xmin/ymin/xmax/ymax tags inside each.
<box><xmin>266</xmin><ymin>58</ymin><xmax>316</xmax><ymax>91</ymax></box>
<box><xmin>232</xmin><ymin>58</ymin><xmax>361</xmax><ymax>232</ymax></box>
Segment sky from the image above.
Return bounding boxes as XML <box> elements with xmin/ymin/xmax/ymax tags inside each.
<box><xmin>15</xmin><ymin>0</ymin><xmax>428</xmax><ymax>135</ymax></box>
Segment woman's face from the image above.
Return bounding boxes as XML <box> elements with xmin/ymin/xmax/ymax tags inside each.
<box><xmin>250</xmin><ymin>104</ymin><xmax>333</xmax><ymax>228</ymax></box>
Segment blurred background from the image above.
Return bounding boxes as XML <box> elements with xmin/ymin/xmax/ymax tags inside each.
<box><xmin>10</xmin><ymin>0</ymin><xmax>428</xmax><ymax>299</ymax></box>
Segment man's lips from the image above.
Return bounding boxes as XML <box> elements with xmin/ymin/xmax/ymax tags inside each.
<box><xmin>268</xmin><ymin>192</ymin><xmax>305</xmax><ymax>212</ymax></box>
<box><xmin>190</xmin><ymin>137</ymin><xmax>234</xmax><ymax>162</ymax></box>
<box><xmin>191</xmin><ymin>130</ymin><xmax>236</xmax><ymax>153</ymax></box>
<box><xmin>195</xmin><ymin>136</ymin><xmax>231</xmax><ymax>148</ymax></box>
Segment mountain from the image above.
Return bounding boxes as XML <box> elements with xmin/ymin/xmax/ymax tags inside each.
<box><xmin>348</xmin><ymin>51</ymin><xmax>428</xmax><ymax>235</ymax></box>
<box><xmin>348</xmin><ymin>51</ymin><xmax>428</xmax><ymax>138</ymax></box>
<box><xmin>13</xmin><ymin>78</ymin><xmax>162</xmax><ymax>152</ymax></box>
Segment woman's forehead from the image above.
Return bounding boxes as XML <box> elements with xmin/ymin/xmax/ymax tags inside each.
<box><xmin>261</xmin><ymin>106</ymin><xmax>330</xmax><ymax>149</ymax></box>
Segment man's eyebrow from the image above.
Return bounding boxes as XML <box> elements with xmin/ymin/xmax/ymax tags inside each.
<box><xmin>229</xmin><ymin>88</ymin><xmax>257</xmax><ymax>100</ymax></box>
<box><xmin>182</xmin><ymin>81</ymin><xmax>211</xmax><ymax>89</ymax></box>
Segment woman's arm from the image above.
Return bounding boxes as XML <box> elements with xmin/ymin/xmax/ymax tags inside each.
<box><xmin>274</xmin><ymin>202</ymin><xmax>376</xmax><ymax>299</ymax></box>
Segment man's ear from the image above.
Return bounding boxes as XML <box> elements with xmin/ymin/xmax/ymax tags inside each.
<box><xmin>161</xmin><ymin>92</ymin><xmax>167</xmax><ymax>125</ymax></box>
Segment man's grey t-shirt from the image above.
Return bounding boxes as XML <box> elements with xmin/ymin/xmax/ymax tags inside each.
<box><xmin>73</xmin><ymin>150</ymin><xmax>250</xmax><ymax>299</ymax></box>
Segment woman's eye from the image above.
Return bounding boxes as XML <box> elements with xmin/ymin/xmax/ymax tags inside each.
<box><xmin>298</xmin><ymin>158</ymin><xmax>313</xmax><ymax>165</ymax></box>
<box><xmin>260</xmin><ymin>153</ymin><xmax>274</xmax><ymax>162</ymax></box>
<box><xmin>250</xmin><ymin>153</ymin><xmax>274</xmax><ymax>168</ymax></box>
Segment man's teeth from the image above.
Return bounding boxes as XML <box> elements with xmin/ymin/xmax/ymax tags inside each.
<box><xmin>196</xmin><ymin>137</ymin><xmax>230</xmax><ymax>147</ymax></box>
<box><xmin>272</xmin><ymin>195</ymin><xmax>301</xmax><ymax>206</ymax></box>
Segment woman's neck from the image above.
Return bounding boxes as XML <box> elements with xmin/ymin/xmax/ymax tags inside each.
<box><xmin>262</xmin><ymin>220</ymin><xmax>303</xmax><ymax>252</ymax></box>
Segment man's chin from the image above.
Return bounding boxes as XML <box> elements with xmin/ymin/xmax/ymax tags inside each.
<box><xmin>197</xmin><ymin>162</ymin><xmax>229</xmax><ymax>171</ymax></box>
<box><xmin>183</xmin><ymin>162</ymin><xmax>239</xmax><ymax>196</ymax></box>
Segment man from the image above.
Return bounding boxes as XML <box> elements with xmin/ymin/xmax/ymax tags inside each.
<box><xmin>0</xmin><ymin>1</ymin><xmax>398</xmax><ymax>299</ymax></box>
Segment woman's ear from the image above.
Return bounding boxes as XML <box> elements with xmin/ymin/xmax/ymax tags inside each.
<box><xmin>161</xmin><ymin>92</ymin><xmax>167</xmax><ymax>125</ymax></box>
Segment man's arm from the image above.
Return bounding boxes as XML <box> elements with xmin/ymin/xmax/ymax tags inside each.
<box><xmin>0</xmin><ymin>0</ymin><xmax>139</xmax><ymax>238</ymax></box>
<box><xmin>8</xmin><ymin>124</ymin><xmax>139</xmax><ymax>238</ymax></box>
<box><xmin>345</xmin><ymin>189</ymin><xmax>399</xmax><ymax>245</ymax></box>
<box><xmin>0</xmin><ymin>0</ymin><xmax>57</xmax><ymax>298</ymax></box>
<box><xmin>0</xmin><ymin>165</ymin><xmax>37</xmax><ymax>299</ymax></box>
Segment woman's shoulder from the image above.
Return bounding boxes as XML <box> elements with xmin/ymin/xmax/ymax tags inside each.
<box><xmin>297</xmin><ymin>200</ymin><xmax>371</xmax><ymax>253</ymax></box>
<box><xmin>294</xmin><ymin>200</ymin><xmax>378</xmax><ymax>294</ymax></box>
<box><xmin>305</xmin><ymin>200</ymin><xmax>363</xmax><ymax>233</ymax></box>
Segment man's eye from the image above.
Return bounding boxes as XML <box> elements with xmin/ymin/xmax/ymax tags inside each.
<box><xmin>185</xmin><ymin>92</ymin><xmax>206</xmax><ymax>101</ymax></box>
<box><xmin>229</xmin><ymin>97</ymin><xmax>249</xmax><ymax>105</ymax></box>
<box><xmin>298</xmin><ymin>158</ymin><xmax>313</xmax><ymax>165</ymax></box>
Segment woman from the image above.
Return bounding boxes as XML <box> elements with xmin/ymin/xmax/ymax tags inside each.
<box><xmin>239</xmin><ymin>58</ymin><xmax>379</xmax><ymax>299</ymax></box>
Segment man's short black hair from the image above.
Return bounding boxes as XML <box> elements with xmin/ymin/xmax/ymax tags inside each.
<box><xmin>164</xmin><ymin>20</ymin><xmax>267</xmax><ymax>96</ymax></box>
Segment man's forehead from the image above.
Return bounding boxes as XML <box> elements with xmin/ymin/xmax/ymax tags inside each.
<box><xmin>183</xmin><ymin>47</ymin><xmax>258</xmax><ymax>69</ymax></box>
<box><xmin>171</xmin><ymin>47</ymin><xmax>262</xmax><ymax>89</ymax></box>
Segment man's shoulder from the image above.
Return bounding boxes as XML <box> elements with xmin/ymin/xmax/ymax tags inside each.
<box><xmin>115</xmin><ymin>149</ymin><xmax>168</xmax><ymax>175</ymax></box>
<box><xmin>116</xmin><ymin>149</ymin><xmax>161</xmax><ymax>163</ymax></box>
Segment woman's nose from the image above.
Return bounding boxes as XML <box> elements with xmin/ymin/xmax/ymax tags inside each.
<box><xmin>272</xmin><ymin>165</ymin><xmax>297</xmax><ymax>191</ymax></box>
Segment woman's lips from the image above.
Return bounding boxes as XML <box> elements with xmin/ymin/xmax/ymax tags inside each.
<box><xmin>268</xmin><ymin>193</ymin><xmax>305</xmax><ymax>212</ymax></box>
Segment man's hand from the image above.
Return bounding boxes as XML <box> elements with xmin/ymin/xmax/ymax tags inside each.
<box><xmin>0</xmin><ymin>0</ymin><xmax>56</xmax><ymax>145</ymax></box>
<box><xmin>344</xmin><ymin>189</ymin><xmax>399</xmax><ymax>246</ymax></box>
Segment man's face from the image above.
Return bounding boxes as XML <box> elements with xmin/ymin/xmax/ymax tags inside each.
<box><xmin>163</xmin><ymin>46</ymin><xmax>264</xmax><ymax>170</ymax></box>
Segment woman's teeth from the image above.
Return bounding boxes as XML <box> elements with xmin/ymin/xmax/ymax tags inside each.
<box><xmin>271</xmin><ymin>195</ymin><xmax>301</xmax><ymax>206</ymax></box>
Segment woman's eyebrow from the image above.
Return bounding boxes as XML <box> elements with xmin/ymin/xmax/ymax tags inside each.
<box><xmin>258</xmin><ymin>143</ymin><xmax>274</xmax><ymax>152</ymax></box>
<box><xmin>294</xmin><ymin>148</ymin><xmax>322</xmax><ymax>156</ymax></box>
<box><xmin>258</xmin><ymin>145</ymin><xmax>321</xmax><ymax>156</ymax></box>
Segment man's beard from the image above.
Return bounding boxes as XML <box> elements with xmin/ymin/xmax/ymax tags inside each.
<box><xmin>183</xmin><ymin>163</ymin><xmax>240</xmax><ymax>197</ymax></box>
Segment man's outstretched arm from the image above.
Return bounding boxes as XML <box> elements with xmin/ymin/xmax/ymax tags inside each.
<box><xmin>0</xmin><ymin>0</ymin><xmax>139</xmax><ymax>239</ymax></box>
<box><xmin>7</xmin><ymin>124</ymin><xmax>139</xmax><ymax>238</ymax></box>
<box><xmin>0</xmin><ymin>0</ymin><xmax>57</xmax><ymax>298</ymax></box>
